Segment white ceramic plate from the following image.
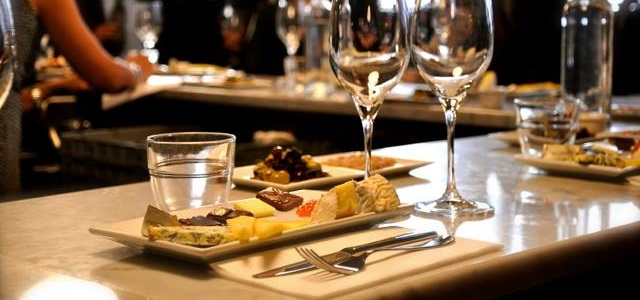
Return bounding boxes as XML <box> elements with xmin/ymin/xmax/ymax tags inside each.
<box><xmin>315</xmin><ymin>152</ymin><xmax>431</xmax><ymax>175</ymax></box>
<box><xmin>89</xmin><ymin>190</ymin><xmax>414</xmax><ymax>263</ymax></box>
<box><xmin>232</xmin><ymin>153</ymin><xmax>430</xmax><ymax>191</ymax></box>
<box><xmin>514</xmin><ymin>154</ymin><xmax>640</xmax><ymax>180</ymax></box>
<box><xmin>488</xmin><ymin>130</ymin><xmax>519</xmax><ymax>146</ymax></box>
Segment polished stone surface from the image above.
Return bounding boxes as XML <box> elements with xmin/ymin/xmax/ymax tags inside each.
<box><xmin>1</xmin><ymin>135</ymin><xmax>639</xmax><ymax>299</ymax></box>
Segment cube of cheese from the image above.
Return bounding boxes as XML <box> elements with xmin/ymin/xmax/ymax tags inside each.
<box><xmin>232</xmin><ymin>198</ymin><xmax>276</xmax><ymax>218</ymax></box>
<box><xmin>254</xmin><ymin>219</ymin><xmax>284</xmax><ymax>239</ymax></box>
<box><xmin>226</xmin><ymin>216</ymin><xmax>256</xmax><ymax>242</ymax></box>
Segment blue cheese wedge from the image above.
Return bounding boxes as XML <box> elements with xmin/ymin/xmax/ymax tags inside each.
<box><xmin>147</xmin><ymin>226</ymin><xmax>236</xmax><ymax>247</ymax></box>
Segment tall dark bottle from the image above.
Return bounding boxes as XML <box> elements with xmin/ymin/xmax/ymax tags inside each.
<box><xmin>105</xmin><ymin>0</ymin><xmax>126</xmax><ymax>56</ymax></box>
<box><xmin>560</xmin><ymin>0</ymin><xmax>613</xmax><ymax>136</ymax></box>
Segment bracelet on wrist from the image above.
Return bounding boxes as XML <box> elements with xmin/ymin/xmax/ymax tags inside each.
<box><xmin>30</xmin><ymin>86</ymin><xmax>44</xmax><ymax>110</ymax></box>
<box><xmin>115</xmin><ymin>58</ymin><xmax>142</xmax><ymax>82</ymax></box>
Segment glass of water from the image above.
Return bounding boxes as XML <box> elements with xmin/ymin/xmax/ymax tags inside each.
<box><xmin>514</xmin><ymin>96</ymin><xmax>580</xmax><ymax>157</ymax></box>
<box><xmin>147</xmin><ymin>132</ymin><xmax>236</xmax><ymax>211</ymax></box>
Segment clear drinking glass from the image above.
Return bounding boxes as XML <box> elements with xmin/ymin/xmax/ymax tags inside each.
<box><xmin>0</xmin><ymin>0</ymin><xmax>15</xmax><ymax>109</ymax></box>
<box><xmin>276</xmin><ymin>0</ymin><xmax>305</xmax><ymax>89</ymax></box>
<box><xmin>329</xmin><ymin>0</ymin><xmax>410</xmax><ymax>179</ymax></box>
<box><xmin>134</xmin><ymin>0</ymin><xmax>163</xmax><ymax>63</ymax></box>
<box><xmin>147</xmin><ymin>132</ymin><xmax>236</xmax><ymax>211</ymax></box>
<box><xmin>410</xmin><ymin>0</ymin><xmax>494</xmax><ymax>216</ymax></box>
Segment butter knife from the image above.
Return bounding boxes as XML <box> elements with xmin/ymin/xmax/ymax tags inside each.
<box><xmin>253</xmin><ymin>230</ymin><xmax>438</xmax><ymax>278</ymax></box>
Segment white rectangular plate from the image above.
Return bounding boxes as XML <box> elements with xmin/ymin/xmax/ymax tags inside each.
<box><xmin>233</xmin><ymin>153</ymin><xmax>430</xmax><ymax>191</ymax></box>
<box><xmin>89</xmin><ymin>190</ymin><xmax>415</xmax><ymax>263</ymax></box>
<box><xmin>488</xmin><ymin>130</ymin><xmax>519</xmax><ymax>146</ymax></box>
<box><xmin>514</xmin><ymin>154</ymin><xmax>640</xmax><ymax>179</ymax></box>
<box><xmin>315</xmin><ymin>152</ymin><xmax>431</xmax><ymax>175</ymax></box>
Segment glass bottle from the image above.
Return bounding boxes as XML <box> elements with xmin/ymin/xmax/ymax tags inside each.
<box><xmin>106</xmin><ymin>0</ymin><xmax>126</xmax><ymax>56</ymax></box>
<box><xmin>303</xmin><ymin>0</ymin><xmax>334</xmax><ymax>98</ymax></box>
<box><xmin>560</xmin><ymin>0</ymin><xmax>614</xmax><ymax>136</ymax></box>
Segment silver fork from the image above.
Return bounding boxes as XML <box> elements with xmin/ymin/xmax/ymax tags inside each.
<box><xmin>295</xmin><ymin>234</ymin><xmax>455</xmax><ymax>275</ymax></box>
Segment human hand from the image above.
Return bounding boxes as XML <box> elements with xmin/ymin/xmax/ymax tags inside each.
<box><xmin>20</xmin><ymin>73</ymin><xmax>91</xmax><ymax>112</ymax></box>
<box><xmin>125</xmin><ymin>51</ymin><xmax>155</xmax><ymax>82</ymax></box>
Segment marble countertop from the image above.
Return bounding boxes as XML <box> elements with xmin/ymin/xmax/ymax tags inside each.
<box><xmin>1</xmin><ymin>135</ymin><xmax>639</xmax><ymax>299</ymax></box>
<box><xmin>155</xmin><ymin>80</ymin><xmax>517</xmax><ymax>128</ymax></box>
<box><xmin>152</xmin><ymin>79</ymin><xmax>639</xmax><ymax>129</ymax></box>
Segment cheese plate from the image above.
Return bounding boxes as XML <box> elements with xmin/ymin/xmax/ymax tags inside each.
<box><xmin>89</xmin><ymin>190</ymin><xmax>415</xmax><ymax>263</ymax></box>
<box><xmin>514</xmin><ymin>154</ymin><xmax>640</xmax><ymax>180</ymax></box>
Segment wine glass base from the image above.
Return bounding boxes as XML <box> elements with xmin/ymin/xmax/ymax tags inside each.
<box><xmin>414</xmin><ymin>196</ymin><xmax>494</xmax><ymax>217</ymax></box>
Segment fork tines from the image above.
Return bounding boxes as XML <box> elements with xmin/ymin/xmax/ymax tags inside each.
<box><xmin>294</xmin><ymin>247</ymin><xmax>355</xmax><ymax>275</ymax></box>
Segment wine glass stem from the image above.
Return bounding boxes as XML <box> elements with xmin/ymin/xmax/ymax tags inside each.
<box><xmin>361</xmin><ymin>115</ymin><xmax>374</xmax><ymax>179</ymax></box>
<box><xmin>443</xmin><ymin>98</ymin><xmax>460</xmax><ymax>200</ymax></box>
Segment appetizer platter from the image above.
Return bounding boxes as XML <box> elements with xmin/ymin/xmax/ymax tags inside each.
<box><xmin>515</xmin><ymin>136</ymin><xmax>640</xmax><ymax>180</ymax></box>
<box><xmin>232</xmin><ymin>146</ymin><xmax>430</xmax><ymax>191</ymax></box>
<box><xmin>89</xmin><ymin>175</ymin><xmax>414</xmax><ymax>263</ymax></box>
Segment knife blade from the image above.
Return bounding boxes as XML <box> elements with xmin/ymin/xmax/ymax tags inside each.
<box><xmin>252</xmin><ymin>230</ymin><xmax>438</xmax><ymax>278</ymax></box>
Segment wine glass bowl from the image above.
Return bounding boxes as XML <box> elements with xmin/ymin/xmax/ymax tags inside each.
<box><xmin>276</xmin><ymin>0</ymin><xmax>305</xmax><ymax>89</ymax></box>
<box><xmin>410</xmin><ymin>0</ymin><xmax>494</xmax><ymax>216</ymax></box>
<box><xmin>134</xmin><ymin>0</ymin><xmax>163</xmax><ymax>63</ymax></box>
<box><xmin>276</xmin><ymin>0</ymin><xmax>304</xmax><ymax>56</ymax></box>
<box><xmin>329</xmin><ymin>0</ymin><xmax>409</xmax><ymax>178</ymax></box>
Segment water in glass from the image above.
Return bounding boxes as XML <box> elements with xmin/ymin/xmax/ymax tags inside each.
<box><xmin>149</xmin><ymin>159</ymin><xmax>231</xmax><ymax>211</ymax></box>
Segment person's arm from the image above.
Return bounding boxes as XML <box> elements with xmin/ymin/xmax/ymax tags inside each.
<box><xmin>32</xmin><ymin>0</ymin><xmax>141</xmax><ymax>92</ymax></box>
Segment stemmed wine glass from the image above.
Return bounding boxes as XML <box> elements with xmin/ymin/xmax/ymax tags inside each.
<box><xmin>220</xmin><ymin>0</ymin><xmax>250</xmax><ymax>69</ymax></box>
<box><xmin>276</xmin><ymin>0</ymin><xmax>304</xmax><ymax>89</ymax></box>
<box><xmin>410</xmin><ymin>0</ymin><xmax>494</xmax><ymax>216</ymax></box>
<box><xmin>329</xmin><ymin>0</ymin><xmax>409</xmax><ymax>179</ymax></box>
<box><xmin>0</xmin><ymin>0</ymin><xmax>15</xmax><ymax>109</ymax></box>
<box><xmin>134</xmin><ymin>0</ymin><xmax>163</xmax><ymax>63</ymax></box>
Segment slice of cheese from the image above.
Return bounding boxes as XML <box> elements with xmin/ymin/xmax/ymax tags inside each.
<box><xmin>226</xmin><ymin>216</ymin><xmax>256</xmax><ymax>242</ymax></box>
<box><xmin>542</xmin><ymin>144</ymin><xmax>582</xmax><ymax>161</ymax></box>
<box><xmin>147</xmin><ymin>226</ymin><xmax>235</xmax><ymax>246</ymax></box>
<box><xmin>232</xmin><ymin>198</ymin><xmax>276</xmax><ymax>218</ymax></box>
<box><xmin>254</xmin><ymin>219</ymin><xmax>284</xmax><ymax>239</ymax></box>
<box><xmin>309</xmin><ymin>190</ymin><xmax>338</xmax><ymax>224</ymax></box>
<box><xmin>333</xmin><ymin>180</ymin><xmax>358</xmax><ymax>218</ymax></box>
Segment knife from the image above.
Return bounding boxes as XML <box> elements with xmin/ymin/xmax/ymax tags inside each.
<box><xmin>253</xmin><ymin>230</ymin><xmax>438</xmax><ymax>278</ymax></box>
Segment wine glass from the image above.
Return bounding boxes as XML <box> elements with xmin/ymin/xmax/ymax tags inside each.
<box><xmin>134</xmin><ymin>0</ymin><xmax>163</xmax><ymax>63</ymax></box>
<box><xmin>220</xmin><ymin>0</ymin><xmax>250</xmax><ymax>69</ymax></box>
<box><xmin>276</xmin><ymin>0</ymin><xmax>304</xmax><ymax>89</ymax></box>
<box><xmin>0</xmin><ymin>0</ymin><xmax>15</xmax><ymax>109</ymax></box>
<box><xmin>329</xmin><ymin>0</ymin><xmax>410</xmax><ymax>179</ymax></box>
<box><xmin>410</xmin><ymin>0</ymin><xmax>494</xmax><ymax>216</ymax></box>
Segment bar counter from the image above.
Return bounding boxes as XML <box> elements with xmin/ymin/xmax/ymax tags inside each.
<box><xmin>2</xmin><ymin>135</ymin><xmax>639</xmax><ymax>299</ymax></box>
<box><xmin>155</xmin><ymin>81</ymin><xmax>516</xmax><ymax>128</ymax></box>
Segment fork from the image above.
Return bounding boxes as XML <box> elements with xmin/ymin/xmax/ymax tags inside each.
<box><xmin>295</xmin><ymin>234</ymin><xmax>455</xmax><ymax>275</ymax></box>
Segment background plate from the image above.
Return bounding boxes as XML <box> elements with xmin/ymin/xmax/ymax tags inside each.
<box><xmin>514</xmin><ymin>154</ymin><xmax>640</xmax><ymax>180</ymax></box>
<box><xmin>232</xmin><ymin>153</ymin><xmax>430</xmax><ymax>191</ymax></box>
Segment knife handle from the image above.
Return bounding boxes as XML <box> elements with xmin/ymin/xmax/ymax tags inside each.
<box><xmin>343</xmin><ymin>230</ymin><xmax>438</xmax><ymax>254</ymax></box>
